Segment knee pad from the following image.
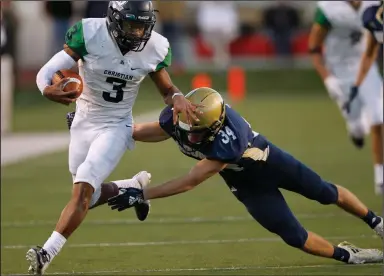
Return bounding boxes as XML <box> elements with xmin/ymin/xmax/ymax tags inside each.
<box><xmin>369</xmin><ymin>111</ymin><xmax>383</xmax><ymax>126</ymax></box>
<box><xmin>258</xmin><ymin>215</ymin><xmax>308</xmax><ymax>249</ymax></box>
<box><xmin>316</xmin><ymin>182</ymin><xmax>338</xmax><ymax>205</ymax></box>
<box><xmin>363</xmin><ymin>100</ymin><xmax>383</xmax><ymax>127</ymax></box>
<box><xmin>75</xmin><ymin>160</ymin><xmax>98</xmax><ymax>189</ymax></box>
<box><xmin>346</xmin><ymin>120</ymin><xmax>367</xmax><ymax>138</ymax></box>
<box><xmin>280</xmin><ymin>226</ymin><xmax>308</xmax><ymax>248</ymax></box>
<box><xmin>74</xmin><ymin>161</ymin><xmax>102</xmax><ymax>208</ymax></box>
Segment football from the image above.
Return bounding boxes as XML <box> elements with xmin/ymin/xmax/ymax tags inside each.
<box><xmin>52</xmin><ymin>69</ymin><xmax>83</xmax><ymax>98</ymax></box>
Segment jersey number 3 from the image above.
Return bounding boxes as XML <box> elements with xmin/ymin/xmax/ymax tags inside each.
<box><xmin>103</xmin><ymin>77</ymin><xmax>126</xmax><ymax>103</ymax></box>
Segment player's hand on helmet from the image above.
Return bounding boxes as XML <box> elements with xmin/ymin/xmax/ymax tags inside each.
<box><xmin>43</xmin><ymin>78</ymin><xmax>78</xmax><ymax>106</ymax></box>
<box><xmin>172</xmin><ymin>93</ymin><xmax>203</xmax><ymax>125</ymax></box>
<box><xmin>108</xmin><ymin>187</ymin><xmax>145</xmax><ymax>212</ymax></box>
<box><xmin>324</xmin><ymin>75</ymin><xmax>344</xmax><ymax>101</ymax></box>
<box><xmin>343</xmin><ymin>86</ymin><xmax>359</xmax><ymax>114</ymax></box>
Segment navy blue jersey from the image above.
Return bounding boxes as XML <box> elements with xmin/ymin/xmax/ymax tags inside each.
<box><xmin>159</xmin><ymin>105</ymin><xmax>274</xmax><ymax>183</ymax></box>
<box><xmin>159</xmin><ymin>105</ymin><xmax>326</xmax><ymax>201</ymax></box>
<box><xmin>159</xmin><ymin>105</ymin><xmax>256</xmax><ymax>162</ymax></box>
<box><xmin>362</xmin><ymin>4</ymin><xmax>383</xmax><ymax>44</ymax></box>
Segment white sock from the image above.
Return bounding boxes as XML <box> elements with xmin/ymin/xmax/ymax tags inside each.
<box><xmin>374</xmin><ymin>164</ymin><xmax>383</xmax><ymax>185</ymax></box>
<box><xmin>112</xmin><ymin>178</ymin><xmax>141</xmax><ymax>189</ymax></box>
<box><xmin>42</xmin><ymin>231</ymin><xmax>67</xmax><ymax>261</ymax></box>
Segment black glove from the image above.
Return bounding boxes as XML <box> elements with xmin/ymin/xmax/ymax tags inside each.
<box><xmin>66</xmin><ymin>111</ymin><xmax>75</xmax><ymax>130</ymax></box>
<box><xmin>343</xmin><ymin>86</ymin><xmax>359</xmax><ymax>114</ymax></box>
<box><xmin>107</xmin><ymin>188</ymin><xmax>145</xmax><ymax>212</ymax></box>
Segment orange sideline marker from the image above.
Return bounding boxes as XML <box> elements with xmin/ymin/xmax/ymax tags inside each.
<box><xmin>192</xmin><ymin>73</ymin><xmax>212</xmax><ymax>90</ymax></box>
<box><xmin>228</xmin><ymin>66</ymin><xmax>246</xmax><ymax>102</ymax></box>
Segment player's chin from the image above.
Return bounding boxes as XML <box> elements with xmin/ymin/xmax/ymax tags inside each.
<box><xmin>188</xmin><ymin>134</ymin><xmax>204</xmax><ymax>144</ymax></box>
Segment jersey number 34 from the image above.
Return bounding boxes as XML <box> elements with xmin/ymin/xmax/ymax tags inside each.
<box><xmin>219</xmin><ymin>126</ymin><xmax>237</xmax><ymax>144</ymax></box>
<box><xmin>103</xmin><ymin>77</ymin><xmax>126</xmax><ymax>103</ymax></box>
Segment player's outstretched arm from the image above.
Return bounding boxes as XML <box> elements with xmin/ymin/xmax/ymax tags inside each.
<box><xmin>150</xmin><ymin>68</ymin><xmax>202</xmax><ymax>125</ymax></box>
<box><xmin>144</xmin><ymin>159</ymin><xmax>227</xmax><ymax>200</ymax></box>
<box><xmin>133</xmin><ymin>122</ymin><xmax>170</xmax><ymax>143</ymax></box>
<box><xmin>354</xmin><ymin>31</ymin><xmax>379</xmax><ymax>87</ymax></box>
<box><xmin>108</xmin><ymin>159</ymin><xmax>227</xmax><ymax>211</ymax></box>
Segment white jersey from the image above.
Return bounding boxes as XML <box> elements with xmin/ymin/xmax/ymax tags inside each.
<box><xmin>315</xmin><ymin>1</ymin><xmax>379</xmax><ymax>79</ymax></box>
<box><xmin>65</xmin><ymin>18</ymin><xmax>171</xmax><ymax>123</ymax></box>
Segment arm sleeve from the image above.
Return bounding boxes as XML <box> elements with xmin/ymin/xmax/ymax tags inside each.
<box><xmin>314</xmin><ymin>7</ymin><xmax>332</xmax><ymax>29</ymax></box>
<box><xmin>36</xmin><ymin>50</ymin><xmax>77</xmax><ymax>94</ymax></box>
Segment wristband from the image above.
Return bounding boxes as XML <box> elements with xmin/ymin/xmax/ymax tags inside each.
<box><xmin>172</xmin><ymin>92</ymin><xmax>184</xmax><ymax>100</ymax></box>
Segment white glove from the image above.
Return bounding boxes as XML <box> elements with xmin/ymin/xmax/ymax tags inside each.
<box><xmin>324</xmin><ymin>75</ymin><xmax>344</xmax><ymax>101</ymax></box>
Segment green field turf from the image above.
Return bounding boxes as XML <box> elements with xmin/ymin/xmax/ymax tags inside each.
<box><xmin>2</xmin><ymin>70</ymin><xmax>382</xmax><ymax>275</ymax></box>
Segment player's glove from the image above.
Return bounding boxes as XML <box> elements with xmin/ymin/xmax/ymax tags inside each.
<box><xmin>343</xmin><ymin>86</ymin><xmax>359</xmax><ymax>114</ymax></box>
<box><xmin>66</xmin><ymin>111</ymin><xmax>75</xmax><ymax>130</ymax></box>
<box><xmin>107</xmin><ymin>188</ymin><xmax>145</xmax><ymax>212</ymax></box>
<box><xmin>324</xmin><ymin>75</ymin><xmax>344</xmax><ymax>101</ymax></box>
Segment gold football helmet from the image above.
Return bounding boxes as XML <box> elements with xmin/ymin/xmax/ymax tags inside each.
<box><xmin>176</xmin><ymin>87</ymin><xmax>226</xmax><ymax>147</ymax></box>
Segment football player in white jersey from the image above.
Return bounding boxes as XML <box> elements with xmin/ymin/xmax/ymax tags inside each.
<box><xmin>308</xmin><ymin>1</ymin><xmax>383</xmax><ymax>195</ymax></box>
<box><xmin>27</xmin><ymin>1</ymin><xmax>200</xmax><ymax>275</ymax></box>
<box><xmin>348</xmin><ymin>2</ymin><xmax>383</xmax><ymax>194</ymax></box>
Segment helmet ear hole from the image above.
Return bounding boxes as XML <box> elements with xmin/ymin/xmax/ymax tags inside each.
<box><xmin>113</xmin><ymin>11</ymin><xmax>120</xmax><ymax>21</ymax></box>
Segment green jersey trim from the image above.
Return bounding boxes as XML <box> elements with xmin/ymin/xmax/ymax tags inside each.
<box><xmin>155</xmin><ymin>47</ymin><xmax>172</xmax><ymax>71</ymax></box>
<box><xmin>65</xmin><ymin>21</ymin><xmax>88</xmax><ymax>58</ymax></box>
<box><xmin>314</xmin><ymin>7</ymin><xmax>332</xmax><ymax>29</ymax></box>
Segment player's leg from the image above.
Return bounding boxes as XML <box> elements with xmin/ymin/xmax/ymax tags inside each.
<box><xmin>65</xmin><ymin>111</ymin><xmax>150</xmax><ymax>216</ymax></box>
<box><xmin>266</xmin><ymin>141</ymin><xmax>383</xmax><ymax>239</ymax></box>
<box><xmin>26</xmin><ymin>120</ymin><xmax>141</xmax><ymax>274</ymax></box>
<box><xmin>242</xmin><ymin>189</ymin><xmax>382</xmax><ymax>264</ymax></box>
<box><xmin>359</xmin><ymin>66</ymin><xmax>384</xmax><ymax>194</ymax></box>
<box><xmin>56</xmin><ymin>121</ymin><xmax>134</xmax><ymax>235</ymax></box>
<box><xmin>26</xmin><ymin>114</ymin><xmax>94</xmax><ymax>275</ymax></box>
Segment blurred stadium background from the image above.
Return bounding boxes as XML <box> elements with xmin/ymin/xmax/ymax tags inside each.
<box><xmin>1</xmin><ymin>1</ymin><xmax>382</xmax><ymax>275</ymax></box>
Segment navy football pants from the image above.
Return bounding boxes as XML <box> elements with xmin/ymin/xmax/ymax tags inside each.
<box><xmin>224</xmin><ymin>137</ymin><xmax>339</xmax><ymax>248</ymax></box>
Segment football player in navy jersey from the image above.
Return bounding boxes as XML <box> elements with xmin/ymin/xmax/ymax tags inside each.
<box><xmin>108</xmin><ymin>87</ymin><xmax>383</xmax><ymax>265</ymax></box>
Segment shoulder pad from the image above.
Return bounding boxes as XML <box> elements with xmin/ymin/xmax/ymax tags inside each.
<box><xmin>65</xmin><ymin>20</ymin><xmax>88</xmax><ymax>58</ymax></box>
<box><xmin>207</xmin><ymin>125</ymin><xmax>247</xmax><ymax>163</ymax></box>
<box><xmin>143</xmin><ymin>31</ymin><xmax>171</xmax><ymax>72</ymax></box>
